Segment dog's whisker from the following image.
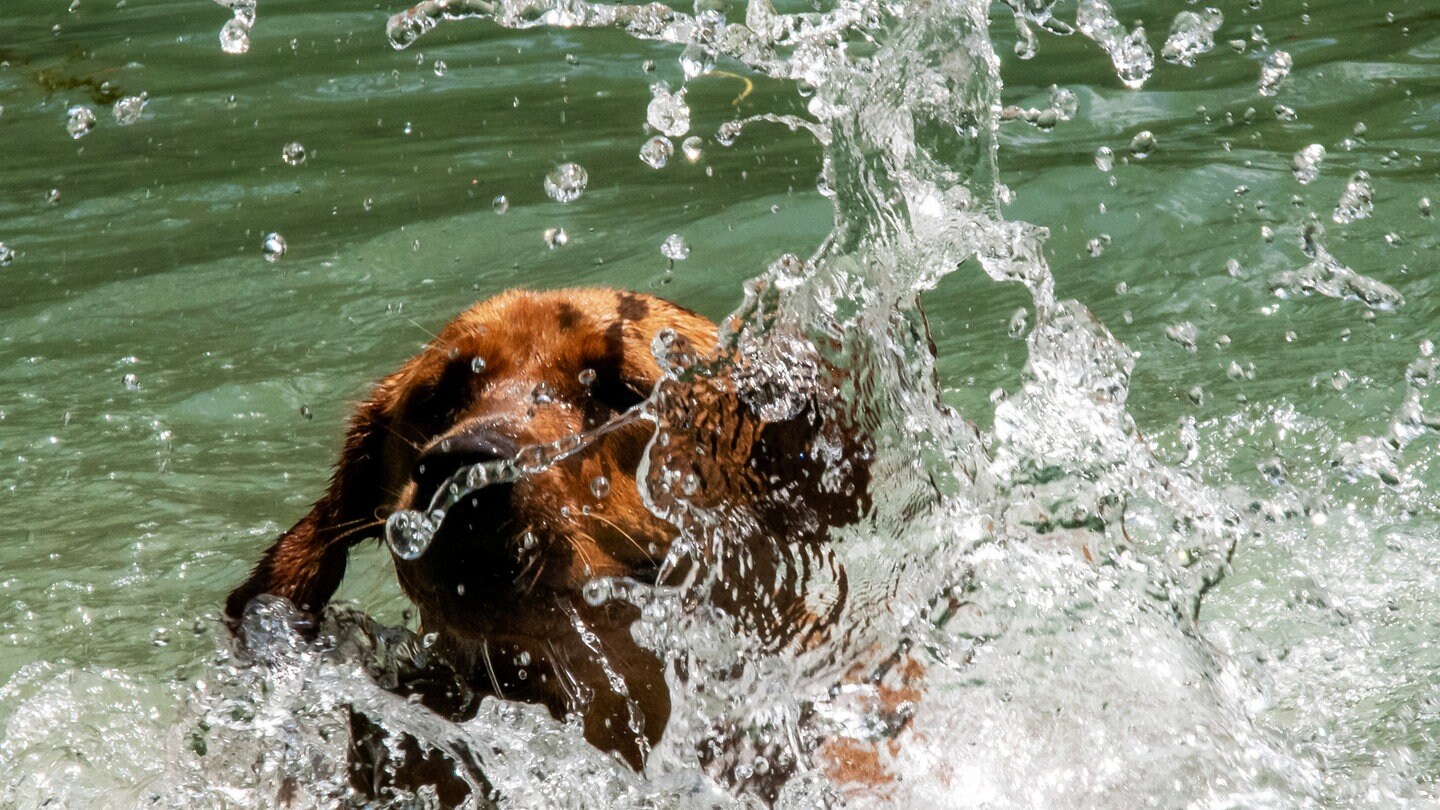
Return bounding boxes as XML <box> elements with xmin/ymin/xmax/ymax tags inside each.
<box><xmin>405</xmin><ymin>317</ymin><xmax>444</xmax><ymax>344</ymax></box>
<box><xmin>328</xmin><ymin>518</ymin><xmax>385</xmax><ymax>546</ymax></box>
<box><xmin>480</xmin><ymin>638</ymin><xmax>506</xmax><ymax>701</ymax></box>
<box><xmin>564</xmin><ymin>530</ymin><xmax>600</xmax><ymax>576</ymax></box>
<box><xmin>586</xmin><ymin>512</ymin><xmax>656</xmax><ymax>563</ymax></box>
<box><xmin>373</xmin><ymin>419</ymin><xmax>424</xmax><ymax>451</ymax></box>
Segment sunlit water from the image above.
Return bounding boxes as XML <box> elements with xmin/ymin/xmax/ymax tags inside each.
<box><xmin>2</xmin><ymin>0</ymin><xmax>1439</xmax><ymax>806</ymax></box>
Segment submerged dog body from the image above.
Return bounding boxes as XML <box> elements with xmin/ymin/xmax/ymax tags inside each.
<box><xmin>226</xmin><ymin>287</ymin><xmax>876</xmax><ymax>800</ymax></box>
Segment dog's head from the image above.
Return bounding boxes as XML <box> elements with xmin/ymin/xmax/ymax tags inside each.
<box><xmin>226</xmin><ymin>289</ymin><xmax>714</xmax><ymax>637</ymax></box>
<box><xmin>225</xmin><ymin>287</ymin><xmax>870</xmax><ymax>771</ymax></box>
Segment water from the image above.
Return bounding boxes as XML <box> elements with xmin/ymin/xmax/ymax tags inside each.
<box><xmin>2</xmin><ymin>0</ymin><xmax>1439</xmax><ymax>806</ymax></box>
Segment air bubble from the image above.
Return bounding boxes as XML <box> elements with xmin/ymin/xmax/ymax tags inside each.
<box><xmin>1094</xmin><ymin>146</ymin><xmax>1114</xmax><ymax>172</ymax></box>
<box><xmin>281</xmin><ymin>141</ymin><xmax>307</xmax><ymax>166</ymax></box>
<box><xmin>112</xmin><ymin>94</ymin><xmax>146</xmax><ymax>126</ymax></box>
<box><xmin>262</xmin><ymin>232</ymin><xmax>287</xmax><ymax>262</ymax></box>
<box><xmin>1129</xmin><ymin>131</ymin><xmax>1156</xmax><ymax>159</ymax></box>
<box><xmin>493</xmin><ymin>195</ymin><xmax>510</xmax><ymax>214</ymax></box>
<box><xmin>385</xmin><ymin>510</ymin><xmax>436</xmax><ymax>560</ymax></box>
<box><xmin>1419</xmin><ymin>197</ymin><xmax>1432</xmax><ymax>219</ymax></box>
<box><xmin>590</xmin><ymin>476</ymin><xmax>611</xmax><ymax>499</ymax></box>
<box><xmin>122</xmin><ymin>373</ymin><xmax>140</xmax><ymax>391</ymax></box>
<box><xmin>470</xmin><ymin>356</ymin><xmax>487</xmax><ymax>373</ymax></box>
<box><xmin>578</xmin><ymin>368</ymin><xmax>597</xmax><ymax>386</ymax></box>
<box><xmin>661</xmin><ymin>233</ymin><xmax>690</xmax><ymax>261</ymax></box>
<box><xmin>544</xmin><ymin>227</ymin><xmax>569</xmax><ymax>249</ymax></box>
<box><xmin>639</xmin><ymin>136</ymin><xmax>673</xmax><ymax>169</ymax></box>
<box><xmin>544</xmin><ymin>163</ymin><xmax>588</xmax><ymax>203</ymax></box>
<box><xmin>66</xmin><ymin>106</ymin><xmax>96</xmax><ymax>139</ymax></box>
<box><xmin>532</xmin><ymin>383</ymin><xmax>556</xmax><ymax>405</ymax></box>
<box><xmin>0</xmin><ymin>243</ymin><xmax>13</xmax><ymax>267</ymax></box>
<box><xmin>433</xmin><ymin>59</ymin><xmax>447</xmax><ymax>76</ymax></box>
<box><xmin>681</xmin><ymin>136</ymin><xmax>703</xmax><ymax>162</ymax></box>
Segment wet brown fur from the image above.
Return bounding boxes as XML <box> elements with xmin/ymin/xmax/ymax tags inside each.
<box><xmin>225</xmin><ymin>287</ymin><xmax>882</xmax><ymax>803</ymax></box>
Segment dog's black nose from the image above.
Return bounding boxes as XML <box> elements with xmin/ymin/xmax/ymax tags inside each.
<box><xmin>413</xmin><ymin>429</ymin><xmax>519</xmax><ymax>495</ymax></box>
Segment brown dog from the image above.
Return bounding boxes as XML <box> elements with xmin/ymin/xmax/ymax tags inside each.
<box><xmin>225</xmin><ymin>287</ymin><xmax>875</xmax><ymax>803</ymax></box>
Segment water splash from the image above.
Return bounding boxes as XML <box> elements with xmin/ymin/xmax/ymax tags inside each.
<box><xmin>151</xmin><ymin>0</ymin><xmax>1435</xmax><ymax>805</ymax></box>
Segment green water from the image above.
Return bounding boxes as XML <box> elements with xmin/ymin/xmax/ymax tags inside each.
<box><xmin>2</xmin><ymin>0</ymin><xmax>1439</xmax><ymax>804</ymax></box>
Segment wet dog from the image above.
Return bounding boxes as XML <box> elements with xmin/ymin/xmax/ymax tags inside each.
<box><xmin>224</xmin><ymin>287</ymin><xmax>876</xmax><ymax>804</ymax></box>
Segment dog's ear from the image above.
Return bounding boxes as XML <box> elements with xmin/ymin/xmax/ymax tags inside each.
<box><xmin>644</xmin><ymin>335</ymin><xmax>873</xmax><ymax>647</ymax></box>
<box><xmin>225</xmin><ymin>389</ymin><xmax>404</xmax><ymax>631</ymax></box>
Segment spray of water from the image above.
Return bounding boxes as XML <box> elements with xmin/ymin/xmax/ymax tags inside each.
<box><xmin>4</xmin><ymin>0</ymin><xmax>1422</xmax><ymax>807</ymax></box>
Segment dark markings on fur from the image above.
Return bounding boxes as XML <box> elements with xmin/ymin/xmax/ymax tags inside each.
<box><xmin>556</xmin><ymin>303</ymin><xmax>580</xmax><ymax>331</ymax></box>
<box><xmin>616</xmin><ymin>292</ymin><xmax>649</xmax><ymax>322</ymax></box>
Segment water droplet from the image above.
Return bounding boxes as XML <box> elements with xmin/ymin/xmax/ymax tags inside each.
<box><xmin>386</xmin><ymin>510</ymin><xmax>436</xmax><ymax>560</ymax></box>
<box><xmin>1093</xmin><ymin>146</ymin><xmax>1114</xmax><ymax>172</ymax></box>
<box><xmin>679</xmin><ymin>43</ymin><xmax>714</xmax><ymax>79</ymax></box>
<box><xmin>646</xmin><ymin>82</ymin><xmax>690</xmax><ymax>138</ymax></box>
<box><xmin>519</xmin><ymin>531</ymin><xmax>539</xmax><ymax>551</ymax></box>
<box><xmin>1128</xmin><ymin>130</ymin><xmax>1156</xmax><ymax>159</ymax></box>
<box><xmin>262</xmin><ymin>232</ymin><xmax>287</xmax><ymax>262</ymax></box>
<box><xmin>432</xmin><ymin>59</ymin><xmax>447</xmax><ymax>76</ymax></box>
<box><xmin>299</xmin><ymin>404</ymin><xmax>312</xmax><ymax>420</ymax></box>
<box><xmin>590</xmin><ymin>476</ymin><xmax>611</xmax><ymax>499</ymax></box>
<box><xmin>532</xmin><ymin>383</ymin><xmax>556</xmax><ymax>405</ymax></box>
<box><xmin>1008</xmin><ymin>308</ymin><xmax>1029</xmax><ymax>338</ymax></box>
<box><xmin>1333</xmin><ymin>171</ymin><xmax>1374</xmax><ymax>224</ymax></box>
<box><xmin>363</xmin><ymin>197</ymin><xmax>374</xmax><ymax>212</ymax></box>
<box><xmin>660</xmin><ymin>233</ymin><xmax>690</xmax><ymax>261</ymax></box>
<box><xmin>1164</xmin><ymin>321</ymin><xmax>1199</xmax><ymax>352</ymax></box>
<box><xmin>578</xmin><ymin>368</ymin><xmax>597</xmax><ymax>386</ymax></box>
<box><xmin>1076</xmin><ymin>0</ymin><xmax>1154</xmax><ymax>89</ymax></box>
<box><xmin>44</xmin><ymin>189</ymin><xmax>60</xmax><ymax>206</ymax></box>
<box><xmin>770</xmin><ymin>253</ymin><xmax>805</xmax><ymax>289</ymax></box>
<box><xmin>543</xmin><ymin>162</ymin><xmax>588</xmax><ymax>203</ymax></box>
<box><xmin>681</xmin><ymin>136</ymin><xmax>703</xmax><ymax>162</ymax></box>
<box><xmin>112</xmin><ymin>93</ymin><xmax>146</xmax><ymax>126</ymax></box>
<box><xmin>121</xmin><ymin>373</ymin><xmax>140</xmax><ymax>391</ymax></box>
<box><xmin>470</xmin><ymin>356</ymin><xmax>487</xmax><ymax>373</ymax></box>
<box><xmin>492</xmin><ymin>194</ymin><xmax>510</xmax><ymax>214</ymax></box>
<box><xmin>281</xmin><ymin>141</ymin><xmax>307</xmax><ymax>166</ymax></box>
<box><xmin>1419</xmin><ymin>197</ymin><xmax>1432</xmax><ymax>219</ymax></box>
<box><xmin>1161</xmin><ymin>8</ymin><xmax>1222</xmax><ymax>67</ymax></box>
<box><xmin>681</xmin><ymin>472</ymin><xmax>700</xmax><ymax>496</ymax></box>
<box><xmin>641</xmin><ymin>59</ymin><xmax>655</xmax><ymax>73</ymax></box>
<box><xmin>66</xmin><ymin>106</ymin><xmax>96</xmax><ymax>139</ymax></box>
<box><xmin>1290</xmin><ymin>144</ymin><xmax>1324</xmax><ymax>185</ymax></box>
<box><xmin>543</xmin><ymin>227</ymin><xmax>569</xmax><ymax>249</ymax></box>
<box><xmin>219</xmin><ymin>17</ymin><xmax>251</xmax><ymax>55</ymax></box>
<box><xmin>639</xmin><ymin>135</ymin><xmax>673</xmax><ymax>169</ymax></box>
<box><xmin>1258</xmin><ymin>50</ymin><xmax>1292</xmax><ymax>97</ymax></box>
<box><xmin>0</xmin><ymin>243</ymin><xmax>14</xmax><ymax>267</ymax></box>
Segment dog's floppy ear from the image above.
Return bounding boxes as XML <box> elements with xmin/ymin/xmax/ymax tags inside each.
<box><xmin>225</xmin><ymin>388</ymin><xmax>404</xmax><ymax>631</ymax></box>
